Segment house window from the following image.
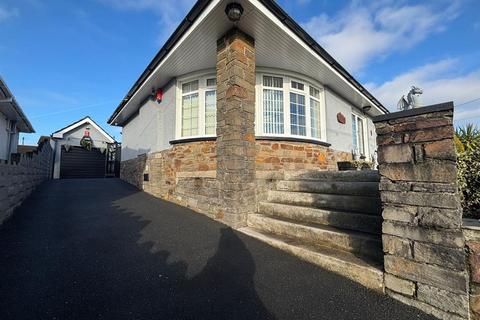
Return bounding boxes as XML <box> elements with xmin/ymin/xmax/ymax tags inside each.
<box><xmin>178</xmin><ymin>75</ymin><xmax>216</xmax><ymax>138</ymax></box>
<box><xmin>259</xmin><ymin>74</ymin><xmax>325</xmax><ymax>141</ymax></box>
<box><xmin>263</xmin><ymin>76</ymin><xmax>284</xmax><ymax>134</ymax></box>
<box><xmin>352</xmin><ymin>113</ymin><xmax>365</xmax><ymax>156</ymax></box>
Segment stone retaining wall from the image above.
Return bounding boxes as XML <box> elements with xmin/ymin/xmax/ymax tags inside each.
<box><xmin>120</xmin><ymin>139</ymin><xmax>349</xmax><ymax>224</ymax></box>
<box><xmin>0</xmin><ymin>140</ymin><xmax>54</xmax><ymax>224</ymax></box>
<box><xmin>374</xmin><ymin>102</ymin><xmax>470</xmax><ymax>319</ymax></box>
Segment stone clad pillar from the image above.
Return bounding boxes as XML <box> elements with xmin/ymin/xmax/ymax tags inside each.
<box><xmin>374</xmin><ymin>102</ymin><xmax>470</xmax><ymax>319</ymax></box>
<box><xmin>216</xmin><ymin>28</ymin><xmax>256</xmax><ymax>228</ymax></box>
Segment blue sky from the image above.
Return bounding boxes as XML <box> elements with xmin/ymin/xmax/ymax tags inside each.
<box><xmin>0</xmin><ymin>0</ymin><xmax>479</xmax><ymax>145</ymax></box>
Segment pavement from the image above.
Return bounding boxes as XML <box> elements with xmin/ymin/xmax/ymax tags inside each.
<box><xmin>0</xmin><ymin>178</ymin><xmax>435</xmax><ymax>320</ymax></box>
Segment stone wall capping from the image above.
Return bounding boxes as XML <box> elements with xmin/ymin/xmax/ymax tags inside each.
<box><xmin>169</xmin><ymin>137</ymin><xmax>217</xmax><ymax>145</ymax></box>
<box><xmin>373</xmin><ymin>101</ymin><xmax>454</xmax><ymax>123</ymax></box>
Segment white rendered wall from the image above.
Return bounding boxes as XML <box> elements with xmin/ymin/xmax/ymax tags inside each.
<box><xmin>121</xmin><ymin>81</ymin><xmax>176</xmax><ymax>161</ymax></box>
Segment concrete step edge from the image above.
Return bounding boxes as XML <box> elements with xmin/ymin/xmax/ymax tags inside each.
<box><xmin>258</xmin><ymin>202</ymin><xmax>382</xmax><ymax>235</ymax></box>
<box><xmin>275</xmin><ymin>180</ymin><xmax>379</xmax><ymax>197</ymax></box>
<box><xmin>247</xmin><ymin>213</ymin><xmax>383</xmax><ymax>261</ymax></box>
<box><xmin>239</xmin><ymin>226</ymin><xmax>385</xmax><ymax>292</ymax></box>
<box><xmin>284</xmin><ymin>170</ymin><xmax>380</xmax><ymax>182</ymax></box>
<box><xmin>267</xmin><ymin>190</ymin><xmax>382</xmax><ymax>215</ymax></box>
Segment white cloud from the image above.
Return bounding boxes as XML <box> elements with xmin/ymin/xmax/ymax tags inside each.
<box><xmin>0</xmin><ymin>5</ymin><xmax>19</xmax><ymax>23</ymax></box>
<box><xmin>99</xmin><ymin>0</ymin><xmax>195</xmax><ymax>43</ymax></box>
<box><xmin>365</xmin><ymin>59</ymin><xmax>480</xmax><ymax>117</ymax></box>
<box><xmin>302</xmin><ymin>1</ymin><xmax>460</xmax><ymax>72</ymax></box>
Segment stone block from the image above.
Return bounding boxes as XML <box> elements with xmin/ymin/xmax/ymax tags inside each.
<box><xmin>384</xmin><ymin>273</ymin><xmax>415</xmax><ymax>296</ymax></box>
<box><xmin>416</xmin><ymin>206</ymin><xmax>461</xmax><ymax>229</ymax></box>
<box><xmin>423</xmin><ymin>139</ymin><xmax>456</xmax><ymax>161</ymax></box>
<box><xmin>383</xmin><ymin>221</ymin><xmax>464</xmax><ymax>248</ymax></box>
<box><xmin>382</xmin><ymin>205</ymin><xmax>416</xmax><ymax>224</ymax></box>
<box><xmin>378</xmin><ymin>144</ymin><xmax>413</xmax><ymax>164</ymax></box>
<box><xmin>378</xmin><ymin>160</ymin><xmax>457</xmax><ymax>183</ymax></box>
<box><xmin>414</xmin><ymin>242</ymin><xmax>466</xmax><ymax>271</ymax></box>
<box><xmin>381</xmin><ymin>190</ymin><xmax>460</xmax><ymax>209</ymax></box>
<box><xmin>383</xmin><ymin>235</ymin><xmax>412</xmax><ymax>258</ymax></box>
<box><xmin>387</xmin><ymin>289</ymin><xmax>465</xmax><ymax>320</ymax></box>
<box><xmin>468</xmin><ymin>241</ymin><xmax>480</xmax><ymax>284</ymax></box>
<box><xmin>417</xmin><ymin>283</ymin><xmax>469</xmax><ymax>317</ymax></box>
<box><xmin>384</xmin><ymin>255</ymin><xmax>468</xmax><ymax>294</ymax></box>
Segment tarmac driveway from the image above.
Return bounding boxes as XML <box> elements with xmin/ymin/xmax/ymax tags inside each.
<box><xmin>0</xmin><ymin>179</ymin><xmax>434</xmax><ymax>320</ymax></box>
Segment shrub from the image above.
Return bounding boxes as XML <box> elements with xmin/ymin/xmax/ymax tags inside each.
<box><xmin>458</xmin><ymin>146</ymin><xmax>480</xmax><ymax>219</ymax></box>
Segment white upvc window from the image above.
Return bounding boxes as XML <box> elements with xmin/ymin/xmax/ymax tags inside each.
<box><xmin>257</xmin><ymin>72</ymin><xmax>326</xmax><ymax>142</ymax></box>
<box><xmin>176</xmin><ymin>74</ymin><xmax>216</xmax><ymax>139</ymax></box>
<box><xmin>352</xmin><ymin>113</ymin><xmax>366</xmax><ymax>156</ymax></box>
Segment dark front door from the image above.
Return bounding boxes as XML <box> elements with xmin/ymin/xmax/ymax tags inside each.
<box><xmin>60</xmin><ymin>146</ymin><xmax>106</xmax><ymax>179</ymax></box>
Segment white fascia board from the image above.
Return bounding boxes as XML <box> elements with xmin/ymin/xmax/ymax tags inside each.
<box><xmin>111</xmin><ymin>0</ymin><xmax>222</xmax><ymax>125</ymax></box>
<box><xmin>52</xmin><ymin>117</ymin><xmax>115</xmax><ymax>143</ymax></box>
<box><xmin>249</xmin><ymin>0</ymin><xmax>385</xmax><ymax>115</ymax></box>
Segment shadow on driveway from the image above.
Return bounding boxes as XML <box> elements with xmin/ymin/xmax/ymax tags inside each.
<box><xmin>0</xmin><ymin>179</ymin><xmax>434</xmax><ymax>320</ymax></box>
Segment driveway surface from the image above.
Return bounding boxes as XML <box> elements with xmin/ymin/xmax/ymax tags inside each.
<box><xmin>0</xmin><ymin>179</ymin><xmax>435</xmax><ymax>320</ymax></box>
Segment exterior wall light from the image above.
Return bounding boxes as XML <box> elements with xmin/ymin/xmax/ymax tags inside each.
<box><xmin>362</xmin><ymin>105</ymin><xmax>372</xmax><ymax>113</ymax></box>
<box><xmin>225</xmin><ymin>2</ymin><xmax>244</xmax><ymax>22</ymax></box>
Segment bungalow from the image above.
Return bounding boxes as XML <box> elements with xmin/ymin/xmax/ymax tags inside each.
<box><xmin>108</xmin><ymin>0</ymin><xmax>388</xmax><ymax>226</ymax></box>
<box><xmin>0</xmin><ymin>77</ymin><xmax>35</xmax><ymax>161</ymax></box>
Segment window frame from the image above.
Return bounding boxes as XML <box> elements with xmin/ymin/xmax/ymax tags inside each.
<box><xmin>175</xmin><ymin>72</ymin><xmax>217</xmax><ymax>140</ymax></box>
<box><xmin>256</xmin><ymin>70</ymin><xmax>327</xmax><ymax>143</ymax></box>
<box><xmin>351</xmin><ymin>112</ymin><xmax>368</xmax><ymax>157</ymax></box>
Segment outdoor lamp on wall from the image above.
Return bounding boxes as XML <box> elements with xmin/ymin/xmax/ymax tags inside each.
<box><xmin>362</xmin><ymin>105</ymin><xmax>372</xmax><ymax>114</ymax></box>
<box><xmin>225</xmin><ymin>2</ymin><xmax>244</xmax><ymax>22</ymax></box>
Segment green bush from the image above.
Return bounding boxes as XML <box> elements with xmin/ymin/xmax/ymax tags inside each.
<box><xmin>458</xmin><ymin>147</ymin><xmax>480</xmax><ymax>219</ymax></box>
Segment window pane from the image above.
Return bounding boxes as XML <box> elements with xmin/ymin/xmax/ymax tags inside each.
<box><xmin>310</xmin><ymin>98</ymin><xmax>321</xmax><ymax>138</ymax></box>
<box><xmin>263</xmin><ymin>76</ymin><xmax>283</xmax><ymax>88</ymax></box>
<box><xmin>205</xmin><ymin>90</ymin><xmax>216</xmax><ymax>135</ymax></box>
<box><xmin>263</xmin><ymin>89</ymin><xmax>284</xmax><ymax>134</ymax></box>
<box><xmin>310</xmin><ymin>86</ymin><xmax>320</xmax><ymax>99</ymax></box>
<box><xmin>352</xmin><ymin>115</ymin><xmax>365</xmax><ymax>155</ymax></box>
<box><xmin>290</xmin><ymin>92</ymin><xmax>306</xmax><ymax>136</ymax></box>
<box><xmin>358</xmin><ymin>117</ymin><xmax>365</xmax><ymax>155</ymax></box>
<box><xmin>352</xmin><ymin>115</ymin><xmax>358</xmax><ymax>152</ymax></box>
<box><xmin>291</xmin><ymin>81</ymin><xmax>304</xmax><ymax>91</ymax></box>
<box><xmin>182</xmin><ymin>93</ymin><xmax>199</xmax><ymax>137</ymax></box>
<box><xmin>206</xmin><ymin>78</ymin><xmax>216</xmax><ymax>87</ymax></box>
<box><xmin>182</xmin><ymin>80</ymin><xmax>199</xmax><ymax>94</ymax></box>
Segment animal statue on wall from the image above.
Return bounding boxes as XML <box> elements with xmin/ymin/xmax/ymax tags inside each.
<box><xmin>397</xmin><ymin>86</ymin><xmax>423</xmax><ymax>111</ymax></box>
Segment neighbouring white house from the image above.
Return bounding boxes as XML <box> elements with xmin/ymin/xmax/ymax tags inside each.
<box><xmin>0</xmin><ymin>77</ymin><xmax>35</xmax><ymax>161</ymax></box>
<box><xmin>51</xmin><ymin>117</ymin><xmax>120</xmax><ymax>179</ymax></box>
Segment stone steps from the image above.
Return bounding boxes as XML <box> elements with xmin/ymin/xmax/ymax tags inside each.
<box><xmin>239</xmin><ymin>226</ymin><xmax>384</xmax><ymax>292</ymax></box>
<box><xmin>276</xmin><ymin>180</ymin><xmax>379</xmax><ymax>197</ymax></box>
<box><xmin>248</xmin><ymin>214</ymin><xmax>383</xmax><ymax>262</ymax></box>
<box><xmin>284</xmin><ymin>170</ymin><xmax>380</xmax><ymax>182</ymax></box>
<box><xmin>258</xmin><ymin>202</ymin><xmax>382</xmax><ymax>235</ymax></box>
<box><xmin>268</xmin><ymin>190</ymin><xmax>382</xmax><ymax>215</ymax></box>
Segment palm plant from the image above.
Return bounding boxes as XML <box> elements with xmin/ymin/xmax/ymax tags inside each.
<box><xmin>455</xmin><ymin>124</ymin><xmax>480</xmax><ymax>153</ymax></box>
